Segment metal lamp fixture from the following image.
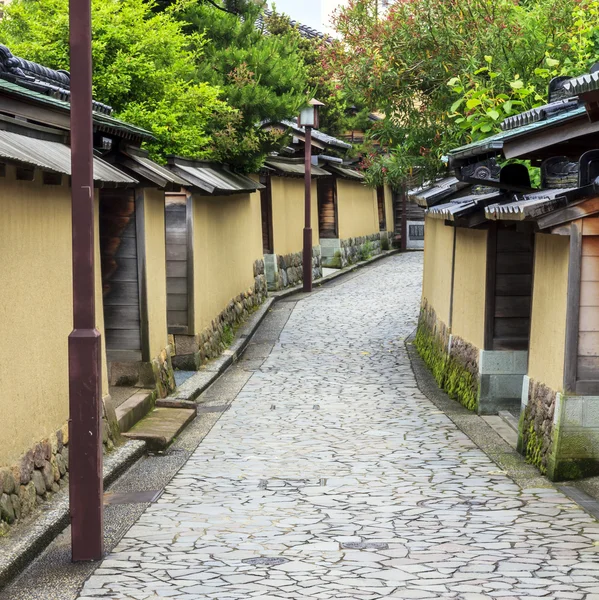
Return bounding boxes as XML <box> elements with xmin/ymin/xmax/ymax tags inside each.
<box><xmin>300</xmin><ymin>98</ymin><xmax>324</xmax><ymax>294</ymax></box>
<box><xmin>298</xmin><ymin>98</ymin><xmax>325</xmax><ymax>130</ymax></box>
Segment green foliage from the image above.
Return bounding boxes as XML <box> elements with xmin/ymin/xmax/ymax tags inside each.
<box><xmin>359</xmin><ymin>240</ymin><xmax>373</xmax><ymax>261</ymax></box>
<box><xmin>415</xmin><ymin>320</ymin><xmax>478</xmax><ymax>412</ymax></box>
<box><xmin>174</xmin><ymin>0</ymin><xmax>310</xmax><ymax>171</ymax></box>
<box><xmin>0</xmin><ymin>0</ymin><xmax>237</xmax><ymax>162</ymax></box>
<box><xmin>328</xmin><ymin>0</ymin><xmax>580</xmax><ymax>188</ymax></box>
<box><xmin>222</xmin><ymin>324</ymin><xmax>234</xmax><ymax>347</ymax></box>
<box><xmin>381</xmin><ymin>236</ymin><xmax>390</xmax><ymax>251</ymax></box>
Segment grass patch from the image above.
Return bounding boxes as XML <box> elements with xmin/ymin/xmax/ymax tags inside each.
<box><xmin>359</xmin><ymin>240</ymin><xmax>373</xmax><ymax>261</ymax></box>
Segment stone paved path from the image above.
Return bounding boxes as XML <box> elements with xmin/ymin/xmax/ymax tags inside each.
<box><xmin>77</xmin><ymin>253</ymin><xmax>599</xmax><ymax>600</ymax></box>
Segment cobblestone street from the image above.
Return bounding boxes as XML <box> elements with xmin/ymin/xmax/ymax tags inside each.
<box><xmin>77</xmin><ymin>253</ymin><xmax>599</xmax><ymax>600</ymax></box>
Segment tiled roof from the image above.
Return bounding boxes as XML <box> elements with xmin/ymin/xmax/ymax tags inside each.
<box><xmin>281</xmin><ymin>119</ymin><xmax>352</xmax><ymax>150</ymax></box>
<box><xmin>0</xmin><ymin>45</ymin><xmax>112</xmax><ymax>115</ymax></box>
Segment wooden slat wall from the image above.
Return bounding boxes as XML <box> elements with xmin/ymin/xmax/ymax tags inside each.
<box><xmin>260</xmin><ymin>175</ymin><xmax>274</xmax><ymax>254</ymax></box>
<box><xmin>318</xmin><ymin>177</ymin><xmax>338</xmax><ymax>239</ymax></box>
<box><xmin>376</xmin><ymin>186</ymin><xmax>386</xmax><ymax>231</ymax></box>
<box><xmin>99</xmin><ymin>189</ymin><xmax>142</xmax><ymax>358</ymax></box>
<box><xmin>165</xmin><ymin>195</ymin><xmax>189</xmax><ymax>333</ymax></box>
<box><xmin>492</xmin><ymin>229</ymin><xmax>534</xmax><ymax>351</ymax></box>
<box><xmin>578</xmin><ymin>236</ymin><xmax>599</xmax><ymax>381</ymax></box>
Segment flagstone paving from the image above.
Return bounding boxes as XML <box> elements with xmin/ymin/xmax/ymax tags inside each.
<box><xmin>77</xmin><ymin>253</ymin><xmax>599</xmax><ymax>600</ymax></box>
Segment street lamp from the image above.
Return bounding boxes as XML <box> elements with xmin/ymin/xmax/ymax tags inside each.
<box><xmin>298</xmin><ymin>98</ymin><xmax>324</xmax><ymax>293</ymax></box>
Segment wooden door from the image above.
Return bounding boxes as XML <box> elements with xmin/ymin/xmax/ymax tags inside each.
<box><xmin>487</xmin><ymin>228</ymin><xmax>534</xmax><ymax>351</ymax></box>
<box><xmin>318</xmin><ymin>177</ymin><xmax>338</xmax><ymax>239</ymax></box>
<box><xmin>165</xmin><ymin>194</ymin><xmax>191</xmax><ymax>334</ymax></box>
<box><xmin>99</xmin><ymin>189</ymin><xmax>143</xmax><ymax>362</ymax></box>
<box><xmin>377</xmin><ymin>186</ymin><xmax>386</xmax><ymax>231</ymax></box>
<box><xmin>260</xmin><ymin>175</ymin><xmax>274</xmax><ymax>254</ymax></box>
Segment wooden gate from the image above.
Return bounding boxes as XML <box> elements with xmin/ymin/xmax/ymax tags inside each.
<box><xmin>99</xmin><ymin>189</ymin><xmax>143</xmax><ymax>362</ymax></box>
<box><xmin>377</xmin><ymin>186</ymin><xmax>386</xmax><ymax>231</ymax></box>
<box><xmin>165</xmin><ymin>194</ymin><xmax>193</xmax><ymax>334</ymax></box>
<box><xmin>318</xmin><ymin>177</ymin><xmax>338</xmax><ymax>239</ymax></box>
<box><xmin>260</xmin><ymin>174</ymin><xmax>274</xmax><ymax>254</ymax></box>
<box><xmin>486</xmin><ymin>227</ymin><xmax>534</xmax><ymax>351</ymax></box>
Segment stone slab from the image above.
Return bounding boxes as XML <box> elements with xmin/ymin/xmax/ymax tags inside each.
<box><xmin>115</xmin><ymin>391</ymin><xmax>153</xmax><ymax>433</ymax></box>
<box><xmin>123</xmin><ymin>408</ymin><xmax>196</xmax><ymax>451</ymax></box>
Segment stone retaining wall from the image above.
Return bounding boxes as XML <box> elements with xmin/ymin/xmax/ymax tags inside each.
<box><xmin>323</xmin><ymin>233</ymin><xmax>389</xmax><ymax>268</ymax></box>
<box><xmin>265</xmin><ymin>248</ymin><xmax>322</xmax><ymax>291</ymax></box>
<box><xmin>172</xmin><ymin>259</ymin><xmax>268</xmax><ymax>370</ymax></box>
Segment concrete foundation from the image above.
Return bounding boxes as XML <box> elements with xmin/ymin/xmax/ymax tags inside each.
<box><xmin>477</xmin><ymin>350</ymin><xmax>528</xmax><ymax>415</ymax></box>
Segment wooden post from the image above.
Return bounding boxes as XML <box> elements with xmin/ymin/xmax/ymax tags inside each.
<box><xmin>303</xmin><ymin>126</ymin><xmax>313</xmax><ymax>292</ymax></box>
<box><xmin>69</xmin><ymin>0</ymin><xmax>104</xmax><ymax>561</ymax></box>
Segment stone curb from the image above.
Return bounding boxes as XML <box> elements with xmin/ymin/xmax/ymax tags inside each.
<box><xmin>0</xmin><ymin>440</ymin><xmax>146</xmax><ymax>591</ymax></box>
<box><xmin>161</xmin><ymin>248</ymin><xmax>403</xmax><ymax>406</ymax></box>
<box><xmin>404</xmin><ymin>330</ymin><xmax>552</xmax><ymax>491</ymax></box>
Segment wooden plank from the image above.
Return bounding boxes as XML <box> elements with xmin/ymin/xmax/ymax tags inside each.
<box><xmin>580</xmin><ymin>281</ymin><xmax>599</xmax><ymax>306</ymax></box>
<box><xmin>495</xmin><ymin>273</ymin><xmax>533</xmax><ymax>296</ymax></box>
<box><xmin>496</xmin><ymin>252</ymin><xmax>533</xmax><ymax>275</ymax></box>
<box><xmin>102</xmin><ymin>281</ymin><xmax>139</xmax><ymax>305</ymax></box>
<box><xmin>165</xmin><ymin>231</ymin><xmax>187</xmax><ymax>245</ymax></box>
<box><xmin>105</xmin><ymin>328</ymin><xmax>142</xmax><ymax>351</ymax></box>
<box><xmin>579</xmin><ymin>306</ymin><xmax>599</xmax><ymax>331</ymax></box>
<box><xmin>167</xmin><ymin>277</ymin><xmax>188</xmax><ymax>295</ymax></box>
<box><xmin>583</xmin><ymin>237</ymin><xmax>599</xmax><ymax>256</ymax></box>
<box><xmin>537</xmin><ymin>197</ymin><xmax>599</xmax><ymax>230</ymax></box>
<box><xmin>494</xmin><ymin>318</ymin><xmax>530</xmax><ymax>338</ymax></box>
<box><xmin>99</xmin><ymin>215</ymin><xmax>137</xmax><ymax>239</ymax></box>
<box><xmin>166</xmin><ymin>261</ymin><xmax>187</xmax><ymax>278</ymax></box>
<box><xmin>494</xmin><ymin>295</ymin><xmax>532</xmax><ymax>318</ymax></box>
<box><xmin>100</xmin><ymin>257</ymin><xmax>139</xmax><ymax>282</ymax></box>
<box><xmin>167</xmin><ymin>293</ymin><xmax>188</xmax><ymax>311</ymax></box>
<box><xmin>166</xmin><ymin>243</ymin><xmax>187</xmax><ymax>262</ymax></box>
<box><xmin>581</xmin><ymin>255</ymin><xmax>599</xmax><ymax>281</ymax></box>
<box><xmin>565</xmin><ymin>221</ymin><xmax>582</xmax><ymax>392</ymax></box>
<box><xmin>99</xmin><ymin>236</ymin><xmax>137</xmax><ymax>259</ymax></box>
<box><xmin>492</xmin><ymin>337</ymin><xmax>529</xmax><ymax>351</ymax></box>
<box><xmin>496</xmin><ymin>229</ymin><xmax>533</xmax><ymax>252</ymax></box>
<box><xmin>577</xmin><ymin>356</ymin><xmax>599</xmax><ymax>380</ymax></box>
<box><xmin>168</xmin><ymin>310</ymin><xmax>189</xmax><ymax>329</ymax></box>
<box><xmin>104</xmin><ymin>306</ymin><xmax>141</xmax><ymax>329</ymax></box>
<box><xmin>583</xmin><ymin>217</ymin><xmax>599</xmax><ymax>236</ymax></box>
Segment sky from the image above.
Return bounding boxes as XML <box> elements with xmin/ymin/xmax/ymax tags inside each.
<box><xmin>268</xmin><ymin>0</ymin><xmax>348</xmax><ymax>35</ymax></box>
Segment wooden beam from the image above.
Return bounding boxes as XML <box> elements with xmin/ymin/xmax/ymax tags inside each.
<box><xmin>186</xmin><ymin>193</ymin><xmax>195</xmax><ymax>335</ymax></box>
<box><xmin>537</xmin><ymin>196</ymin><xmax>599</xmax><ymax>230</ymax></box>
<box><xmin>564</xmin><ymin>220</ymin><xmax>582</xmax><ymax>393</ymax></box>
<box><xmin>135</xmin><ymin>188</ymin><xmax>151</xmax><ymax>363</ymax></box>
<box><xmin>448</xmin><ymin>226</ymin><xmax>457</xmax><ymax>330</ymax></box>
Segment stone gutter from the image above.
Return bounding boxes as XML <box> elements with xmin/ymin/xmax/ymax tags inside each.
<box><xmin>0</xmin><ymin>440</ymin><xmax>145</xmax><ymax>590</ymax></box>
<box><xmin>0</xmin><ymin>247</ymin><xmax>402</xmax><ymax>591</ymax></box>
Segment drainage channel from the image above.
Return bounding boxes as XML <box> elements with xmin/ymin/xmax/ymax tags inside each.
<box><xmin>557</xmin><ymin>484</ymin><xmax>599</xmax><ymax>521</ymax></box>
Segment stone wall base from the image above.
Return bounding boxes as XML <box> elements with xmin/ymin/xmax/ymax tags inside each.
<box><xmin>321</xmin><ymin>232</ymin><xmax>387</xmax><ymax>268</ymax></box>
<box><xmin>108</xmin><ymin>345</ymin><xmax>176</xmax><ymax>400</ymax></box>
<box><xmin>264</xmin><ymin>247</ymin><xmax>322</xmax><ymax>291</ymax></box>
<box><xmin>414</xmin><ymin>302</ymin><xmax>480</xmax><ymax>411</ymax></box>
<box><xmin>172</xmin><ymin>259</ymin><xmax>268</xmax><ymax>369</ymax></box>
<box><xmin>477</xmin><ymin>350</ymin><xmax>528</xmax><ymax>415</ymax></box>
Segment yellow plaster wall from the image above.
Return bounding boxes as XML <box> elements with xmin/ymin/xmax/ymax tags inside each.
<box><xmin>192</xmin><ymin>192</ymin><xmax>263</xmax><ymax>333</ymax></box>
<box><xmin>384</xmin><ymin>185</ymin><xmax>395</xmax><ymax>233</ymax></box>
<box><xmin>142</xmin><ymin>188</ymin><xmax>169</xmax><ymax>360</ymax></box>
<box><xmin>0</xmin><ymin>169</ymin><xmax>107</xmax><ymax>467</ymax></box>
<box><xmin>422</xmin><ymin>215</ymin><xmax>454</xmax><ymax>326</ymax></box>
<box><xmin>451</xmin><ymin>228</ymin><xmax>488</xmax><ymax>349</ymax></box>
<box><xmin>528</xmin><ymin>233</ymin><xmax>570</xmax><ymax>391</ymax></box>
<box><xmin>337</xmin><ymin>179</ymin><xmax>379</xmax><ymax>239</ymax></box>
<box><xmin>94</xmin><ymin>193</ymin><xmax>109</xmax><ymax>398</ymax></box>
<box><xmin>270</xmin><ymin>177</ymin><xmax>319</xmax><ymax>256</ymax></box>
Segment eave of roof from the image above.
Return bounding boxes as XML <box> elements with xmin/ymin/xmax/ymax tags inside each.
<box><xmin>264</xmin><ymin>157</ymin><xmax>330</xmax><ymax>177</ymax></box>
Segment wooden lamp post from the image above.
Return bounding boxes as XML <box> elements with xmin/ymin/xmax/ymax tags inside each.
<box><xmin>298</xmin><ymin>98</ymin><xmax>324</xmax><ymax>293</ymax></box>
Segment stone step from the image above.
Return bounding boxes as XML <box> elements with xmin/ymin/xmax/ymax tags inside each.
<box><xmin>115</xmin><ymin>391</ymin><xmax>154</xmax><ymax>433</ymax></box>
<box><xmin>482</xmin><ymin>416</ymin><xmax>518</xmax><ymax>450</ymax></box>
<box><xmin>498</xmin><ymin>410</ymin><xmax>520</xmax><ymax>433</ymax></box>
<box><xmin>122</xmin><ymin>407</ymin><xmax>196</xmax><ymax>451</ymax></box>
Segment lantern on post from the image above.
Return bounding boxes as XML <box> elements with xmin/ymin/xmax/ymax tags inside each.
<box><xmin>299</xmin><ymin>99</ymin><xmax>324</xmax><ymax>293</ymax></box>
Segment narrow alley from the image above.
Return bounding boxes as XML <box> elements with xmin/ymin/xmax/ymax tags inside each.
<box><xmin>73</xmin><ymin>253</ymin><xmax>599</xmax><ymax>600</ymax></box>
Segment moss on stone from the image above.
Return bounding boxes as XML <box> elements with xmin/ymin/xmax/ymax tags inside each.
<box><xmin>524</xmin><ymin>419</ymin><xmax>545</xmax><ymax>474</ymax></box>
<box><xmin>415</xmin><ymin>319</ymin><xmax>478</xmax><ymax>412</ymax></box>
